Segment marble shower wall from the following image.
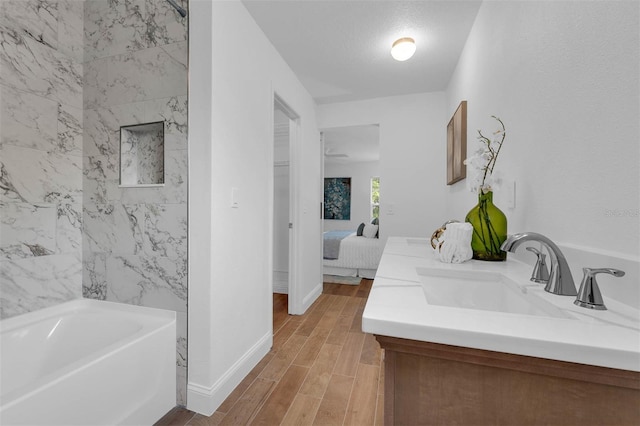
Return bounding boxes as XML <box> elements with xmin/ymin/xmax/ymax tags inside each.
<box><xmin>82</xmin><ymin>0</ymin><xmax>188</xmax><ymax>404</ymax></box>
<box><xmin>0</xmin><ymin>0</ymin><xmax>84</xmax><ymax>318</ymax></box>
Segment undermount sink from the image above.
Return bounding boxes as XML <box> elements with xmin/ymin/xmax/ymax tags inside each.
<box><xmin>416</xmin><ymin>267</ymin><xmax>571</xmax><ymax>319</ymax></box>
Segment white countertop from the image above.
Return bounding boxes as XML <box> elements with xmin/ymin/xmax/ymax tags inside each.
<box><xmin>362</xmin><ymin>237</ymin><xmax>640</xmax><ymax>372</ymax></box>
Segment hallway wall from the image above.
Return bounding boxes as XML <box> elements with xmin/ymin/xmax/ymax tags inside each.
<box><xmin>188</xmin><ymin>0</ymin><xmax>322</xmax><ymax>415</ymax></box>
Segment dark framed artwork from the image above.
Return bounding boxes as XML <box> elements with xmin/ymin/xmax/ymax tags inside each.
<box><xmin>447</xmin><ymin>100</ymin><xmax>467</xmax><ymax>185</ymax></box>
<box><xmin>324</xmin><ymin>177</ymin><xmax>351</xmax><ymax>220</ymax></box>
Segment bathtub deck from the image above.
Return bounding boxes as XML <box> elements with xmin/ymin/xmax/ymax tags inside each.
<box><xmin>156</xmin><ymin>279</ymin><xmax>382</xmax><ymax>425</ymax></box>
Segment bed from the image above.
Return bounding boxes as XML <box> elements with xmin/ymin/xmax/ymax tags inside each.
<box><xmin>323</xmin><ymin>230</ymin><xmax>384</xmax><ymax>280</ymax></box>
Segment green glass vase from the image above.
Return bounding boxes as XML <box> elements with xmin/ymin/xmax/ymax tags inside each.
<box><xmin>465</xmin><ymin>191</ymin><xmax>507</xmax><ymax>261</ymax></box>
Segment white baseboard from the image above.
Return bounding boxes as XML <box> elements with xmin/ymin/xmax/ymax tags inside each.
<box><xmin>301</xmin><ymin>281</ymin><xmax>322</xmax><ymax>313</ymax></box>
<box><xmin>186</xmin><ymin>331</ymin><xmax>272</xmax><ymax>416</ymax></box>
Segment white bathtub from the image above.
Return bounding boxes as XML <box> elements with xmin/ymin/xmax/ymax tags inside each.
<box><xmin>0</xmin><ymin>299</ymin><xmax>176</xmax><ymax>425</ymax></box>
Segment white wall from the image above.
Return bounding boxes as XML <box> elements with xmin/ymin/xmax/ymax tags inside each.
<box><xmin>188</xmin><ymin>0</ymin><xmax>321</xmax><ymax>415</ymax></box>
<box><xmin>317</xmin><ymin>92</ymin><xmax>447</xmax><ymax>241</ymax></box>
<box><xmin>324</xmin><ymin>161</ymin><xmax>379</xmax><ymax>232</ymax></box>
<box><xmin>445</xmin><ymin>1</ymin><xmax>639</xmax><ymax>306</ymax></box>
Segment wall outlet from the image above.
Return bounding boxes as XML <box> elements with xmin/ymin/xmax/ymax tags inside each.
<box><xmin>387</xmin><ymin>203</ymin><xmax>395</xmax><ymax>215</ymax></box>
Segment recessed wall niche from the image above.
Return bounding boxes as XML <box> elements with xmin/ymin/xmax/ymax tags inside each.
<box><xmin>119</xmin><ymin>121</ymin><xmax>165</xmax><ymax>187</ymax></box>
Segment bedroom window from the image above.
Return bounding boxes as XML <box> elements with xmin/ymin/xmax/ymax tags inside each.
<box><xmin>371</xmin><ymin>177</ymin><xmax>380</xmax><ymax>220</ymax></box>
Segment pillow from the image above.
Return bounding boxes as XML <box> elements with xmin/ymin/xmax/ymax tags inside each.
<box><xmin>363</xmin><ymin>224</ymin><xmax>379</xmax><ymax>238</ymax></box>
<box><xmin>356</xmin><ymin>222</ymin><xmax>365</xmax><ymax>236</ymax></box>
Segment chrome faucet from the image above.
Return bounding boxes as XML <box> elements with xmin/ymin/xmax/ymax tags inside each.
<box><xmin>500</xmin><ymin>232</ymin><xmax>577</xmax><ymax>296</ymax></box>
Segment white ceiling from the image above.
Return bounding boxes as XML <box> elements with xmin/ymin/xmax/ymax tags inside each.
<box><xmin>250</xmin><ymin>0</ymin><xmax>482</xmax><ymax>164</ymax></box>
<box><xmin>243</xmin><ymin>0</ymin><xmax>482</xmax><ymax>105</ymax></box>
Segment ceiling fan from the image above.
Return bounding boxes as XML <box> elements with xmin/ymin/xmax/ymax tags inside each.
<box><xmin>324</xmin><ymin>148</ymin><xmax>348</xmax><ymax>158</ymax></box>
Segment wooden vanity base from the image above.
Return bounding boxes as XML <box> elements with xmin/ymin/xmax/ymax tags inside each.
<box><xmin>376</xmin><ymin>335</ymin><xmax>640</xmax><ymax>425</ymax></box>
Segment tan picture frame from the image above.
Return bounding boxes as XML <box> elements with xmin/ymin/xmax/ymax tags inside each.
<box><xmin>447</xmin><ymin>100</ymin><xmax>467</xmax><ymax>185</ymax></box>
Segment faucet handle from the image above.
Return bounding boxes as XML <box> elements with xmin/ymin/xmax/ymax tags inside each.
<box><xmin>525</xmin><ymin>247</ymin><xmax>550</xmax><ymax>283</ymax></box>
<box><xmin>574</xmin><ymin>267</ymin><xmax>625</xmax><ymax>310</ymax></box>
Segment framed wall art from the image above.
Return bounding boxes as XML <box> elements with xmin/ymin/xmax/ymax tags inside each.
<box><xmin>447</xmin><ymin>100</ymin><xmax>467</xmax><ymax>185</ymax></box>
<box><xmin>324</xmin><ymin>177</ymin><xmax>351</xmax><ymax>220</ymax></box>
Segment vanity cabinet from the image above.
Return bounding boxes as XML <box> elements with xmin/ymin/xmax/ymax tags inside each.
<box><xmin>376</xmin><ymin>335</ymin><xmax>640</xmax><ymax>425</ymax></box>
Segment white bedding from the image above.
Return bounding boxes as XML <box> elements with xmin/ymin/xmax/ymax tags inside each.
<box><xmin>323</xmin><ymin>233</ymin><xmax>384</xmax><ymax>272</ymax></box>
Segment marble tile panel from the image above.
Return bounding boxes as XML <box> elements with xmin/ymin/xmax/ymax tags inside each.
<box><xmin>0</xmin><ymin>26</ymin><xmax>82</xmax><ymax>108</ymax></box>
<box><xmin>176</xmin><ymin>311</ymin><xmax>187</xmax><ymax>368</ymax></box>
<box><xmin>141</xmin><ymin>203</ymin><xmax>186</xmax><ymax>260</ymax></box>
<box><xmin>0</xmin><ymin>27</ymin><xmax>54</xmax><ymax>99</ymax></box>
<box><xmin>0</xmin><ymin>84</ymin><xmax>58</xmax><ymax>151</ymax></box>
<box><xmin>56</xmin><ymin>202</ymin><xmax>82</xmax><ymax>255</ymax></box>
<box><xmin>105</xmin><ymin>254</ymin><xmax>187</xmax><ymax>312</ymax></box>
<box><xmin>120</xmin><ymin>149</ymin><xmax>187</xmax><ymax>204</ymax></box>
<box><xmin>145</xmin><ymin>96</ymin><xmax>188</xmax><ymax>150</ymax></box>
<box><xmin>57</xmin><ymin>0</ymin><xmax>84</xmax><ymax>63</ymax></box>
<box><xmin>0</xmin><ymin>0</ymin><xmax>58</xmax><ymax>50</ymax></box>
<box><xmin>84</xmin><ymin>0</ymin><xmax>188</xmax><ymax>62</ymax></box>
<box><xmin>103</xmin><ymin>44</ymin><xmax>188</xmax><ymax>107</ymax></box>
<box><xmin>55</xmin><ymin>56</ymin><xmax>83</xmax><ymax>109</ymax></box>
<box><xmin>82</xmin><ymin>56</ymin><xmax>109</xmax><ymax>110</ymax></box>
<box><xmin>0</xmin><ymin>145</ymin><xmax>82</xmax><ymax>204</ymax></box>
<box><xmin>177</xmin><ymin>365</ymin><xmax>187</xmax><ymax>406</ymax></box>
<box><xmin>57</xmin><ymin>103</ymin><xmax>83</xmax><ymax>156</ymax></box>
<box><xmin>159</xmin><ymin>41</ymin><xmax>188</xmax><ymax>74</ymax></box>
<box><xmin>0</xmin><ymin>202</ymin><xmax>56</xmax><ymax>260</ymax></box>
<box><xmin>176</xmin><ymin>310</ymin><xmax>187</xmax><ymax>405</ymax></box>
<box><xmin>82</xmin><ymin>251</ymin><xmax>107</xmax><ymax>300</ymax></box>
<box><xmin>83</xmin><ymin>103</ymin><xmax>145</xmax><ymax>158</ymax></box>
<box><xmin>0</xmin><ymin>253</ymin><xmax>82</xmax><ymax>319</ymax></box>
<box><xmin>83</xmin><ymin>203</ymin><xmax>144</xmax><ymax>255</ymax></box>
<box><xmin>82</xmin><ymin>158</ymin><xmax>120</xmax><ymax>204</ymax></box>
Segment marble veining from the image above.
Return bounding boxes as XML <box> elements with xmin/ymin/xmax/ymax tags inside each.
<box><xmin>56</xmin><ymin>0</ymin><xmax>84</xmax><ymax>63</ymax></box>
<box><xmin>82</xmin><ymin>252</ymin><xmax>107</xmax><ymax>300</ymax></box>
<box><xmin>0</xmin><ymin>25</ymin><xmax>82</xmax><ymax>109</ymax></box>
<box><xmin>84</xmin><ymin>0</ymin><xmax>187</xmax><ymax>62</ymax></box>
<box><xmin>57</xmin><ymin>103</ymin><xmax>83</xmax><ymax>155</ymax></box>
<box><xmin>84</xmin><ymin>43</ymin><xmax>187</xmax><ymax>109</ymax></box>
<box><xmin>105</xmin><ymin>254</ymin><xmax>187</xmax><ymax>312</ymax></box>
<box><xmin>0</xmin><ymin>0</ymin><xmax>58</xmax><ymax>50</ymax></box>
<box><xmin>83</xmin><ymin>203</ymin><xmax>145</xmax><ymax>255</ymax></box>
<box><xmin>0</xmin><ymin>254</ymin><xmax>82</xmax><ymax>318</ymax></box>
<box><xmin>0</xmin><ymin>85</ymin><xmax>58</xmax><ymax>152</ymax></box>
<box><xmin>1</xmin><ymin>0</ymin><xmax>84</xmax><ymax>319</ymax></box>
<box><xmin>0</xmin><ymin>202</ymin><xmax>56</xmax><ymax>260</ymax></box>
<box><xmin>0</xmin><ymin>145</ymin><xmax>82</xmax><ymax>205</ymax></box>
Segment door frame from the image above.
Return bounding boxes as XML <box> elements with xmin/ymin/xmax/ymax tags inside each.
<box><xmin>272</xmin><ymin>94</ymin><xmax>300</xmax><ymax>315</ymax></box>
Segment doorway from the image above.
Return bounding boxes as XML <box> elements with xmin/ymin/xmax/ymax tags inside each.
<box><xmin>272</xmin><ymin>95</ymin><xmax>299</xmax><ymax>315</ymax></box>
<box><xmin>321</xmin><ymin>124</ymin><xmax>380</xmax><ymax>233</ymax></box>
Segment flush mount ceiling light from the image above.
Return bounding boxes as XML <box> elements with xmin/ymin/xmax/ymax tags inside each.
<box><xmin>391</xmin><ymin>37</ymin><xmax>416</xmax><ymax>61</ymax></box>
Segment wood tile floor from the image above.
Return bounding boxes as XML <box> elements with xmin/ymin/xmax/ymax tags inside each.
<box><xmin>156</xmin><ymin>279</ymin><xmax>383</xmax><ymax>426</ymax></box>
